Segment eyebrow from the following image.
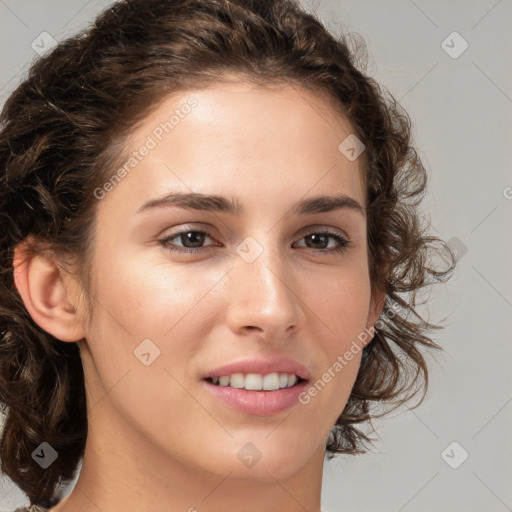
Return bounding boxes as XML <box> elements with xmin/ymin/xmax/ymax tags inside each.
<box><xmin>136</xmin><ymin>192</ymin><xmax>365</xmax><ymax>217</ymax></box>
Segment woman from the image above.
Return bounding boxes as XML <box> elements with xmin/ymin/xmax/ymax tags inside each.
<box><xmin>0</xmin><ymin>0</ymin><xmax>454</xmax><ymax>511</ymax></box>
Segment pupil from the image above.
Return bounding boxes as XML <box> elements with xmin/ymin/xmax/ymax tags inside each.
<box><xmin>309</xmin><ymin>234</ymin><xmax>327</xmax><ymax>248</ymax></box>
<box><xmin>184</xmin><ymin>231</ymin><xmax>204</xmax><ymax>248</ymax></box>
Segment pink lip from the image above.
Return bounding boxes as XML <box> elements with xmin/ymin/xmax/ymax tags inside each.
<box><xmin>202</xmin><ymin>379</ymin><xmax>309</xmax><ymax>416</ymax></box>
<box><xmin>203</xmin><ymin>357</ymin><xmax>310</xmax><ymax>380</ymax></box>
<box><xmin>201</xmin><ymin>357</ymin><xmax>311</xmax><ymax>416</ymax></box>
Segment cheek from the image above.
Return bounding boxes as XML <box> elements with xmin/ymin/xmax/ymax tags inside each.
<box><xmin>300</xmin><ymin>261</ymin><xmax>371</xmax><ymax>401</ymax></box>
<box><xmin>303</xmin><ymin>258</ymin><xmax>372</xmax><ymax>340</ymax></box>
<box><xmin>83</xmin><ymin>249</ymin><xmax>234</xmax><ymax>410</ymax></box>
<box><xmin>81</xmin><ymin>254</ymin><xmax>222</xmax><ymax>454</ymax></box>
<box><xmin>92</xmin><ymin>248</ymin><xmax>217</xmax><ymax>339</ymax></box>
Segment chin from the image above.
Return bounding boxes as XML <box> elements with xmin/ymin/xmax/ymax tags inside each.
<box><xmin>196</xmin><ymin>434</ymin><xmax>320</xmax><ymax>482</ymax></box>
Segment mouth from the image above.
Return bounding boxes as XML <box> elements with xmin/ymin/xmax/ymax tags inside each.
<box><xmin>204</xmin><ymin>372</ymin><xmax>307</xmax><ymax>391</ymax></box>
<box><xmin>202</xmin><ymin>359</ymin><xmax>309</xmax><ymax>416</ymax></box>
<box><xmin>201</xmin><ymin>358</ymin><xmax>311</xmax><ymax>416</ymax></box>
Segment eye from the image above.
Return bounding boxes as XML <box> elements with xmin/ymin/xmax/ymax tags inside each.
<box><xmin>158</xmin><ymin>228</ymin><xmax>351</xmax><ymax>254</ymax></box>
<box><xmin>159</xmin><ymin>229</ymin><xmax>216</xmax><ymax>254</ymax></box>
<box><xmin>293</xmin><ymin>230</ymin><xmax>351</xmax><ymax>253</ymax></box>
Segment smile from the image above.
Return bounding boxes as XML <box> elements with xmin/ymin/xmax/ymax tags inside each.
<box><xmin>206</xmin><ymin>372</ymin><xmax>304</xmax><ymax>391</ymax></box>
<box><xmin>202</xmin><ymin>374</ymin><xmax>309</xmax><ymax>416</ymax></box>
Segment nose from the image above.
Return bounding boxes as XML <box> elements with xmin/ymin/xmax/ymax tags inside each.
<box><xmin>225</xmin><ymin>241</ymin><xmax>306</xmax><ymax>341</ymax></box>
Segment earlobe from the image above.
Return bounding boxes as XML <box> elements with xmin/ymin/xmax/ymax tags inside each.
<box><xmin>12</xmin><ymin>242</ymin><xmax>85</xmax><ymax>342</ymax></box>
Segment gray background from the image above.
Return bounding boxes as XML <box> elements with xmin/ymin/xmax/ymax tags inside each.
<box><xmin>1</xmin><ymin>1</ymin><xmax>511</xmax><ymax>511</ymax></box>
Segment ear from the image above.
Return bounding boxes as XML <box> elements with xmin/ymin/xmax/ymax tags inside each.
<box><xmin>362</xmin><ymin>287</ymin><xmax>386</xmax><ymax>347</ymax></box>
<box><xmin>12</xmin><ymin>241</ymin><xmax>86</xmax><ymax>342</ymax></box>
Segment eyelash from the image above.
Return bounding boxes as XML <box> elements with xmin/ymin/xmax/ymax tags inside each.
<box><xmin>158</xmin><ymin>228</ymin><xmax>351</xmax><ymax>255</ymax></box>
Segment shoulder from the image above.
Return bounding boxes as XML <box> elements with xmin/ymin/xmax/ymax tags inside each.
<box><xmin>11</xmin><ymin>505</ymin><xmax>49</xmax><ymax>512</ymax></box>
<box><xmin>11</xmin><ymin>495</ymin><xmax>62</xmax><ymax>512</ymax></box>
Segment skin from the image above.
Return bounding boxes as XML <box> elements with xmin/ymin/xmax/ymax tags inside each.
<box><xmin>14</xmin><ymin>79</ymin><xmax>384</xmax><ymax>512</ymax></box>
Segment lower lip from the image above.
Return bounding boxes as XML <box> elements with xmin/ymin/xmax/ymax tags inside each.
<box><xmin>202</xmin><ymin>379</ymin><xmax>309</xmax><ymax>416</ymax></box>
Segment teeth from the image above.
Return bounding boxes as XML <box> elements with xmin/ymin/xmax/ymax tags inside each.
<box><xmin>245</xmin><ymin>373</ymin><xmax>262</xmax><ymax>390</ymax></box>
<box><xmin>262</xmin><ymin>373</ymin><xmax>280</xmax><ymax>390</ymax></box>
<box><xmin>212</xmin><ymin>372</ymin><xmax>301</xmax><ymax>391</ymax></box>
<box><xmin>230</xmin><ymin>373</ymin><xmax>245</xmax><ymax>389</ymax></box>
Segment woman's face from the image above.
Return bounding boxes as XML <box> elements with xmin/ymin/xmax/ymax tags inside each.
<box><xmin>75</xmin><ymin>79</ymin><xmax>381</xmax><ymax>482</ymax></box>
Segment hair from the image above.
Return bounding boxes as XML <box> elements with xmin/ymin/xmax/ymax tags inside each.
<box><xmin>0</xmin><ymin>0</ymin><xmax>455</xmax><ymax>505</ymax></box>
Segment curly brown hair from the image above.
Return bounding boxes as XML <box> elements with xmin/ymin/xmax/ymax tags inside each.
<box><xmin>0</xmin><ymin>0</ymin><xmax>455</xmax><ymax>506</ymax></box>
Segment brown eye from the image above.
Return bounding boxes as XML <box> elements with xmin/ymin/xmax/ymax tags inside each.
<box><xmin>294</xmin><ymin>231</ymin><xmax>351</xmax><ymax>254</ymax></box>
<box><xmin>159</xmin><ymin>229</ymin><xmax>214</xmax><ymax>253</ymax></box>
<box><xmin>158</xmin><ymin>229</ymin><xmax>351</xmax><ymax>255</ymax></box>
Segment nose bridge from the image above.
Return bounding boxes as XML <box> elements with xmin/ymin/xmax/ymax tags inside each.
<box><xmin>226</xmin><ymin>233</ymin><xmax>305</xmax><ymax>335</ymax></box>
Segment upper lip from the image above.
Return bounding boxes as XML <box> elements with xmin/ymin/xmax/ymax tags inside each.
<box><xmin>203</xmin><ymin>357</ymin><xmax>310</xmax><ymax>381</ymax></box>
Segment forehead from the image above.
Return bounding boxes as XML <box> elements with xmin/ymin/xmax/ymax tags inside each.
<box><xmin>102</xmin><ymin>80</ymin><xmax>366</xmax><ymax>213</ymax></box>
